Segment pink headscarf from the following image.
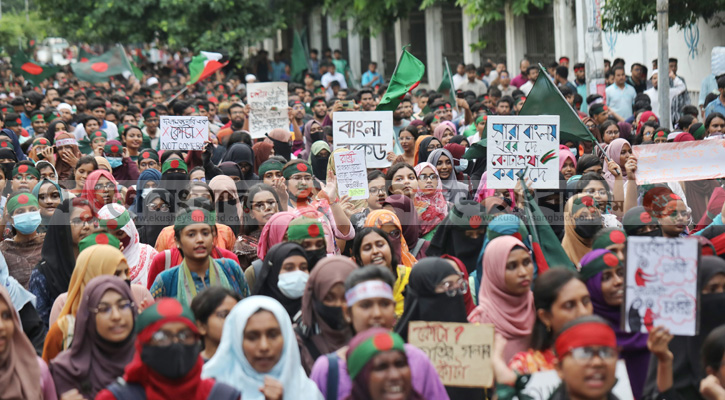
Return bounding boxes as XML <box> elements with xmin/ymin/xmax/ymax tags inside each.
<box><xmin>468</xmin><ymin>236</ymin><xmax>535</xmax><ymax>338</ymax></box>
<box><xmin>558</xmin><ymin>145</ymin><xmax>577</xmax><ymax>171</ymax></box>
<box><xmin>257</xmin><ymin>211</ymin><xmax>296</xmax><ymax>260</ymax></box>
<box><xmin>474</xmin><ymin>172</ymin><xmax>517</xmax><ymax>208</ymax></box>
<box><xmin>433</xmin><ymin>121</ymin><xmax>456</xmax><ymax>142</ymax></box>
<box><xmin>602</xmin><ymin>138</ymin><xmax>630</xmax><ymax>188</ymax></box>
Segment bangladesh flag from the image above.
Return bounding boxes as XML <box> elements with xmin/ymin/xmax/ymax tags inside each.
<box><xmin>290</xmin><ymin>31</ymin><xmax>308</xmax><ymax>83</ymax></box>
<box><xmin>437</xmin><ymin>57</ymin><xmax>457</xmax><ymax>107</ymax></box>
<box><xmin>518</xmin><ymin>65</ymin><xmax>596</xmax><ymax>144</ymax></box>
<box><xmin>78</xmin><ymin>48</ymin><xmax>94</xmax><ymax>63</ymax></box>
<box><xmin>11</xmin><ymin>51</ymin><xmax>61</xmax><ymax>85</ymax></box>
<box><xmin>376</xmin><ymin>48</ymin><xmax>425</xmax><ymax>112</ymax></box>
<box><xmin>187</xmin><ymin>51</ymin><xmax>228</xmax><ymax>86</ymax></box>
<box><xmin>71</xmin><ymin>46</ymin><xmax>133</xmax><ymax>83</ymax></box>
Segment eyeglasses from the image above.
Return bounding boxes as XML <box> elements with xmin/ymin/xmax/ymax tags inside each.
<box><xmin>94</xmin><ymin>182</ymin><xmax>116</xmax><ymax>191</ymax></box>
<box><xmin>583</xmin><ymin>189</ymin><xmax>608</xmax><ymax>197</ymax></box>
<box><xmin>147</xmin><ymin>203</ymin><xmax>170</xmax><ymax>212</ymax></box>
<box><xmin>71</xmin><ymin>216</ymin><xmax>98</xmax><ymax>226</ymax></box>
<box><xmin>14</xmin><ymin>174</ymin><xmax>38</xmax><ymax>182</ymax></box>
<box><xmin>191</xmin><ymin>177</ymin><xmax>206</xmax><ymax>182</ymax></box>
<box><xmin>369</xmin><ymin>186</ymin><xmax>386</xmax><ymax>195</ymax></box>
<box><xmin>437</xmin><ymin>277</ymin><xmax>469</xmax><ymax>297</ymax></box>
<box><xmin>426</xmin><ymin>144</ymin><xmax>442</xmax><ymax>151</ymax></box>
<box><xmin>419</xmin><ymin>173</ymin><xmax>438</xmax><ymax>182</ymax></box>
<box><xmin>150</xmin><ymin>329</ymin><xmax>198</xmax><ymax>347</ymax></box>
<box><xmin>90</xmin><ymin>300</ymin><xmax>134</xmax><ymax>317</ymax></box>
<box><xmin>252</xmin><ymin>200</ymin><xmax>278</xmax><ymax>211</ymax></box>
<box><xmin>566</xmin><ymin>346</ymin><xmax>617</xmax><ymax>362</ymax></box>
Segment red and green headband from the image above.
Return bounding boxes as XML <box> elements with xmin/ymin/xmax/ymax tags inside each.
<box><xmin>162</xmin><ymin>158</ymin><xmax>188</xmax><ymax>174</ymax></box>
<box><xmin>12</xmin><ymin>164</ymin><xmax>40</xmax><ymax>179</ymax></box>
<box><xmin>78</xmin><ymin>232</ymin><xmax>121</xmax><ymax>253</ymax></box>
<box><xmin>287</xmin><ymin>217</ymin><xmax>324</xmax><ymax>242</ymax></box>
<box><xmin>6</xmin><ymin>193</ymin><xmax>39</xmax><ymax>215</ymax></box>
<box><xmin>174</xmin><ymin>208</ymin><xmax>214</xmax><ymax>233</ymax></box>
<box><xmin>30</xmin><ymin>114</ymin><xmax>45</xmax><ymax>123</ymax></box>
<box><xmin>99</xmin><ymin>208</ymin><xmax>131</xmax><ymax>231</ymax></box>
<box><xmin>347</xmin><ymin>332</ymin><xmax>405</xmax><ymax>380</ymax></box>
<box><xmin>554</xmin><ymin>319</ymin><xmax>617</xmax><ymax>357</ymax></box>
<box><xmin>140</xmin><ymin>150</ymin><xmax>159</xmax><ymax>162</ymax></box>
<box><xmin>282</xmin><ymin>161</ymin><xmax>312</xmax><ymax>180</ymax></box>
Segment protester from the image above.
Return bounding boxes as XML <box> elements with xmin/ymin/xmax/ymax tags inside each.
<box><xmin>190</xmin><ymin>286</ymin><xmax>242</xmax><ymax>362</ymax></box>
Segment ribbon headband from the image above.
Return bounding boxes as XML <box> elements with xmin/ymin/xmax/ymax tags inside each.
<box><xmin>55</xmin><ymin>138</ymin><xmax>78</xmax><ymax>147</ymax></box>
<box><xmin>554</xmin><ymin>321</ymin><xmax>617</xmax><ymax>356</ymax></box>
<box><xmin>345</xmin><ymin>280</ymin><xmax>394</xmax><ymax>306</ymax></box>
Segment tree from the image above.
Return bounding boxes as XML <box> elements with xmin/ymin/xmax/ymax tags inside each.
<box><xmin>437</xmin><ymin>0</ymin><xmax>552</xmax><ymax>29</ymax></box>
<box><xmin>321</xmin><ymin>0</ymin><xmax>420</xmax><ymax>35</ymax></box>
<box><xmin>602</xmin><ymin>0</ymin><xmax>725</xmax><ymax>33</ymax></box>
<box><xmin>0</xmin><ymin>12</ymin><xmax>57</xmax><ymax>56</ymax></box>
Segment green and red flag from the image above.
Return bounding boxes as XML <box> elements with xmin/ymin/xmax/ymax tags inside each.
<box><xmin>290</xmin><ymin>31</ymin><xmax>308</xmax><ymax>84</ymax></box>
<box><xmin>11</xmin><ymin>51</ymin><xmax>61</xmax><ymax>85</ymax></box>
<box><xmin>187</xmin><ymin>51</ymin><xmax>228</xmax><ymax>86</ymax></box>
<box><xmin>437</xmin><ymin>57</ymin><xmax>457</xmax><ymax>109</ymax></box>
<box><xmin>376</xmin><ymin>48</ymin><xmax>425</xmax><ymax>112</ymax></box>
<box><xmin>71</xmin><ymin>46</ymin><xmax>133</xmax><ymax>83</ymax></box>
<box><xmin>78</xmin><ymin>48</ymin><xmax>94</xmax><ymax>63</ymax></box>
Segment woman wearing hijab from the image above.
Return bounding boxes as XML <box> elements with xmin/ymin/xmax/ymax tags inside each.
<box><xmin>415</xmin><ymin>136</ymin><xmax>442</xmax><ymax>166</ymax></box>
<box><xmin>223</xmin><ymin>142</ymin><xmax>258</xmax><ymax>182</ymax></box>
<box><xmin>309</xmin><ymin>141</ymin><xmax>331</xmax><ymax>183</ymax></box>
<box><xmin>244</xmin><ymin>211</ymin><xmax>298</xmax><ymax>290</ymax></box>
<box><xmin>32</xmin><ymin>178</ymin><xmax>63</xmax><ymax>234</ymax></box>
<box><xmin>53</xmin><ymin>131</ymin><xmax>82</xmax><ymax>184</ymax></box>
<box><xmin>0</xmin><ymin>286</ymin><xmax>57</xmax><ymax>400</ymax></box>
<box><xmin>296</xmin><ymin>256</ymin><xmax>357</xmax><ymax>373</ymax></box>
<box><xmin>98</xmin><ymin>203</ymin><xmax>159</xmax><ymax>287</ymax></box>
<box><xmin>579</xmin><ymin>249</ymin><xmax>649</xmax><ymax>398</ymax></box>
<box><xmin>559</xmin><ymin>146</ymin><xmax>577</xmax><ymax>181</ymax></box>
<box><xmin>300</xmin><ymin>120</ymin><xmax>324</xmax><ymax>160</ymax></box>
<box><xmin>413</xmin><ymin>162</ymin><xmax>448</xmax><ymax>239</ymax></box>
<box><xmin>364</xmin><ymin>209</ymin><xmax>418</xmax><ymax>268</ymax></box>
<box><xmin>81</xmin><ymin>169</ymin><xmax>122</xmax><ymax>211</ymax></box>
<box><xmin>50</xmin><ymin>276</ymin><xmax>137</xmax><ymax>399</ymax></box>
<box><xmin>468</xmin><ymin>236</ymin><xmax>535</xmax><ymax>363</ymax></box>
<box><xmin>265</xmin><ymin>128</ymin><xmax>292</xmax><ymax>161</ymax></box>
<box><xmin>439</xmin><ymin>255</ymin><xmax>475</xmax><ymax>313</ymax></box>
<box><xmin>601</xmin><ymin>137</ymin><xmax>632</xmax><ymax>189</ymax></box>
<box><xmin>427</xmin><ymin>148</ymin><xmax>468</xmax><ymax>203</ymax></box>
<box><xmin>253</xmin><ymin>242</ymin><xmax>310</xmax><ymax>320</ymax></box>
<box><xmin>0</xmin><ymin>248</ymin><xmax>45</xmax><ymax>355</ymax></box>
<box><xmin>209</xmin><ymin>175</ymin><xmax>244</xmax><ymax>237</ymax></box>
<box><xmin>252</xmin><ymin>141</ymin><xmax>274</xmax><ymax>175</ymax></box>
<box><xmin>136</xmin><ymin>188</ymin><xmax>174</xmax><ymax>246</ymax></box>
<box><xmin>427</xmin><ymin>200</ymin><xmax>488</xmax><ymax>274</ymax></box>
<box><xmin>202</xmin><ymin>296</ymin><xmax>324</xmax><ymax>399</ymax></box>
<box><xmin>96</xmin><ymin>298</ymin><xmax>241</xmax><ymax>399</ymax></box>
<box><xmin>383</xmin><ymin>194</ymin><xmax>427</xmax><ymax>258</ymax></box>
<box><xmin>433</xmin><ymin>120</ymin><xmax>457</xmax><ymax>146</ymax></box>
<box><xmin>474</xmin><ymin>171</ymin><xmax>518</xmax><ymax>208</ymax></box>
<box><xmin>1</xmin><ymin>193</ymin><xmax>45</xmax><ymax>289</ymax></box>
<box><xmin>132</xmin><ymin>167</ymin><xmax>161</xmax><ymax>215</ymax></box>
<box><xmin>562</xmin><ymin>194</ymin><xmax>604</xmax><ymax>266</ymax></box>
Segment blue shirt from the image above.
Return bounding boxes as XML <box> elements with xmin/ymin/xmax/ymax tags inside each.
<box><xmin>605</xmin><ymin>83</ymin><xmax>637</xmax><ymax>119</ymax></box>
<box><xmin>362</xmin><ymin>71</ymin><xmax>383</xmax><ymax>87</ymax></box>
<box><xmin>705</xmin><ymin>97</ymin><xmax>725</xmax><ymax>118</ymax></box>
<box><xmin>150</xmin><ymin>258</ymin><xmax>250</xmax><ymax>305</ymax></box>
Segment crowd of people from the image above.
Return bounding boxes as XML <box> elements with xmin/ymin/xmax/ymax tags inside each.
<box><xmin>0</xmin><ymin>44</ymin><xmax>725</xmax><ymax>400</ymax></box>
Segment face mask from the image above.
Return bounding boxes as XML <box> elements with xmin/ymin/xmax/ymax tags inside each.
<box><xmin>310</xmin><ymin>131</ymin><xmax>324</xmax><ymax>143</ymax></box>
<box><xmin>306</xmin><ymin>248</ymin><xmax>327</xmax><ymax>269</ymax></box>
<box><xmin>13</xmin><ymin>211</ymin><xmax>42</xmax><ymax>234</ymax></box>
<box><xmin>141</xmin><ymin>188</ymin><xmax>154</xmax><ymax>198</ymax></box>
<box><xmin>638</xmin><ymin>227</ymin><xmax>663</xmax><ymax>237</ymax></box>
<box><xmin>163</xmin><ymin>172</ymin><xmax>188</xmax><ymax>181</ymax></box>
<box><xmin>141</xmin><ymin>342</ymin><xmax>200</xmax><ymax>379</ymax></box>
<box><xmin>277</xmin><ymin>270</ymin><xmax>309</xmax><ymax>299</ymax></box>
<box><xmin>454</xmin><ymin>158</ymin><xmax>469</xmax><ymax>172</ymax></box>
<box><xmin>569</xmin><ymin>147</ymin><xmax>578</xmax><ymax>157</ymax></box>
<box><xmin>313</xmin><ymin>300</ymin><xmax>346</xmax><ymax>330</ymax></box>
<box><xmin>574</xmin><ymin>217</ymin><xmax>602</xmax><ymax>239</ymax></box>
<box><xmin>108</xmin><ymin>157</ymin><xmax>123</xmax><ymax>169</ymax></box>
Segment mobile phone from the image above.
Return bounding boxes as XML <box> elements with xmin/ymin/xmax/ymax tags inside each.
<box><xmin>340</xmin><ymin>100</ymin><xmax>355</xmax><ymax>110</ymax></box>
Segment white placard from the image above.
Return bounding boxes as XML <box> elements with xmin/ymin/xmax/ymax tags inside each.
<box><xmin>159</xmin><ymin>116</ymin><xmax>208</xmax><ymax>151</ymax></box>
<box><xmin>625</xmin><ymin>236</ymin><xmax>699</xmax><ymax>336</ymax></box>
<box><xmin>333</xmin><ymin>150</ymin><xmax>369</xmax><ymax>200</ymax></box>
<box><xmin>247</xmin><ymin>82</ymin><xmax>289</xmax><ymax>139</ymax></box>
<box><xmin>486</xmin><ymin>115</ymin><xmax>560</xmax><ymax>189</ymax></box>
<box><xmin>333</xmin><ymin>111</ymin><xmax>393</xmax><ymax>169</ymax></box>
<box><xmin>521</xmin><ymin>360</ymin><xmax>632</xmax><ymax>399</ymax></box>
<box><xmin>632</xmin><ymin>140</ymin><xmax>725</xmax><ymax>185</ymax></box>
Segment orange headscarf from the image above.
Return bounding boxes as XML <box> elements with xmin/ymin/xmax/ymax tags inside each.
<box><xmin>413</xmin><ymin>134</ymin><xmax>431</xmax><ymax>165</ymax></box>
<box><xmin>364</xmin><ymin>210</ymin><xmax>417</xmax><ymax>268</ymax></box>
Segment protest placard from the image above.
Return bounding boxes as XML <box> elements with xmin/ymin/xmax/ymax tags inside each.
<box><xmin>159</xmin><ymin>116</ymin><xmax>208</xmax><ymax>151</ymax></box>
<box><xmin>333</xmin><ymin>111</ymin><xmax>394</xmax><ymax>169</ymax></box>
<box><xmin>333</xmin><ymin>150</ymin><xmax>369</xmax><ymax>200</ymax></box>
<box><xmin>632</xmin><ymin>140</ymin><xmax>725</xmax><ymax>185</ymax></box>
<box><xmin>624</xmin><ymin>236</ymin><xmax>700</xmax><ymax>336</ymax></box>
<box><xmin>486</xmin><ymin>115</ymin><xmax>561</xmax><ymax>189</ymax></box>
<box><xmin>247</xmin><ymin>82</ymin><xmax>289</xmax><ymax>139</ymax></box>
<box><xmin>522</xmin><ymin>360</ymin><xmax>633</xmax><ymax>399</ymax></box>
<box><xmin>407</xmin><ymin>321</ymin><xmax>494</xmax><ymax>388</ymax></box>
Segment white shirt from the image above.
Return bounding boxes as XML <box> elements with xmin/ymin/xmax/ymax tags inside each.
<box><xmin>321</xmin><ymin>72</ymin><xmax>347</xmax><ymax>99</ymax></box>
<box><xmin>644</xmin><ymin>77</ymin><xmax>686</xmax><ymax>128</ymax></box>
<box><xmin>520</xmin><ymin>80</ymin><xmax>535</xmax><ymax>96</ymax></box>
<box><xmin>73</xmin><ymin>120</ymin><xmax>119</xmax><ymax>142</ymax></box>
<box><xmin>452</xmin><ymin>73</ymin><xmax>466</xmax><ymax>90</ymax></box>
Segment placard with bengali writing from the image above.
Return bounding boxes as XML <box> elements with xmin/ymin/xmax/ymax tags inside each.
<box><xmin>159</xmin><ymin>116</ymin><xmax>208</xmax><ymax>151</ymax></box>
<box><xmin>333</xmin><ymin>111</ymin><xmax>393</xmax><ymax>169</ymax></box>
<box><xmin>247</xmin><ymin>82</ymin><xmax>289</xmax><ymax>139</ymax></box>
<box><xmin>632</xmin><ymin>140</ymin><xmax>725</xmax><ymax>185</ymax></box>
<box><xmin>624</xmin><ymin>236</ymin><xmax>700</xmax><ymax>336</ymax></box>
<box><xmin>486</xmin><ymin>115</ymin><xmax>560</xmax><ymax>189</ymax></box>
<box><xmin>333</xmin><ymin>150</ymin><xmax>369</xmax><ymax>200</ymax></box>
<box><xmin>407</xmin><ymin>321</ymin><xmax>494</xmax><ymax>388</ymax></box>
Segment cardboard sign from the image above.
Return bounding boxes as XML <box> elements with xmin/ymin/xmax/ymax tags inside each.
<box><xmin>522</xmin><ymin>360</ymin><xmax>633</xmax><ymax>399</ymax></box>
<box><xmin>159</xmin><ymin>116</ymin><xmax>208</xmax><ymax>151</ymax></box>
<box><xmin>632</xmin><ymin>140</ymin><xmax>725</xmax><ymax>185</ymax></box>
<box><xmin>333</xmin><ymin>111</ymin><xmax>394</xmax><ymax>168</ymax></box>
<box><xmin>247</xmin><ymin>82</ymin><xmax>289</xmax><ymax>139</ymax></box>
<box><xmin>624</xmin><ymin>236</ymin><xmax>700</xmax><ymax>336</ymax></box>
<box><xmin>486</xmin><ymin>115</ymin><xmax>561</xmax><ymax>189</ymax></box>
<box><xmin>407</xmin><ymin>321</ymin><xmax>494</xmax><ymax>388</ymax></box>
<box><xmin>333</xmin><ymin>150</ymin><xmax>369</xmax><ymax>200</ymax></box>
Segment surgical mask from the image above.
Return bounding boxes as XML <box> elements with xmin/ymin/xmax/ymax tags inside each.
<box><xmin>141</xmin><ymin>188</ymin><xmax>154</xmax><ymax>198</ymax></box>
<box><xmin>455</xmin><ymin>158</ymin><xmax>469</xmax><ymax>172</ymax></box>
<box><xmin>569</xmin><ymin>147</ymin><xmax>578</xmax><ymax>157</ymax></box>
<box><xmin>574</xmin><ymin>217</ymin><xmax>602</xmax><ymax>239</ymax></box>
<box><xmin>141</xmin><ymin>342</ymin><xmax>200</xmax><ymax>379</ymax></box>
<box><xmin>13</xmin><ymin>211</ymin><xmax>42</xmax><ymax>234</ymax></box>
<box><xmin>108</xmin><ymin>157</ymin><xmax>123</xmax><ymax>169</ymax></box>
<box><xmin>277</xmin><ymin>270</ymin><xmax>309</xmax><ymax>299</ymax></box>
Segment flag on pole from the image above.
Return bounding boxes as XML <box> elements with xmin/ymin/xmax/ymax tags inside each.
<box><xmin>11</xmin><ymin>51</ymin><xmax>61</xmax><ymax>85</ymax></box>
<box><xmin>71</xmin><ymin>46</ymin><xmax>134</xmax><ymax>83</ymax></box>
<box><xmin>187</xmin><ymin>51</ymin><xmax>228</xmax><ymax>86</ymax></box>
<box><xmin>290</xmin><ymin>30</ymin><xmax>308</xmax><ymax>83</ymax></box>
<box><xmin>438</xmin><ymin>57</ymin><xmax>458</xmax><ymax>108</ymax></box>
<box><xmin>376</xmin><ymin>48</ymin><xmax>425</xmax><ymax>112</ymax></box>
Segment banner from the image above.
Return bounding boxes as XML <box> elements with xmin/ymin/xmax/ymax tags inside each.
<box><xmin>159</xmin><ymin>116</ymin><xmax>208</xmax><ymax>151</ymax></box>
<box><xmin>522</xmin><ymin>360</ymin><xmax>632</xmax><ymax>399</ymax></box>
<box><xmin>247</xmin><ymin>82</ymin><xmax>289</xmax><ymax>139</ymax></box>
<box><xmin>407</xmin><ymin>321</ymin><xmax>494</xmax><ymax>388</ymax></box>
<box><xmin>333</xmin><ymin>111</ymin><xmax>394</xmax><ymax>169</ymax></box>
<box><xmin>624</xmin><ymin>236</ymin><xmax>700</xmax><ymax>336</ymax></box>
<box><xmin>486</xmin><ymin>115</ymin><xmax>561</xmax><ymax>189</ymax></box>
<box><xmin>334</xmin><ymin>150</ymin><xmax>369</xmax><ymax>200</ymax></box>
<box><xmin>632</xmin><ymin>140</ymin><xmax>725</xmax><ymax>184</ymax></box>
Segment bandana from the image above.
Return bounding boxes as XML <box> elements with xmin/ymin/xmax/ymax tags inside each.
<box><xmin>139</xmin><ymin>150</ymin><xmax>159</xmax><ymax>163</ymax></box>
<box><xmin>592</xmin><ymin>228</ymin><xmax>627</xmax><ymax>250</ymax></box>
<box><xmin>589</xmin><ymin>103</ymin><xmax>607</xmax><ymax>115</ymax></box>
<box><xmin>579</xmin><ymin>249</ymin><xmax>621</xmax><ymax>280</ymax></box>
<box><xmin>142</xmin><ymin>108</ymin><xmax>158</xmax><ymax>119</ymax></box>
<box><xmin>78</xmin><ymin>232</ymin><xmax>121</xmax><ymax>253</ymax></box>
<box><xmin>104</xmin><ymin>142</ymin><xmax>123</xmax><ymax>155</ymax></box>
<box><xmin>287</xmin><ymin>217</ymin><xmax>324</xmax><ymax>242</ymax></box>
<box><xmin>0</xmin><ymin>141</ymin><xmax>15</xmax><ymax>151</ymax></box>
<box><xmin>4</xmin><ymin>117</ymin><xmax>21</xmax><ymax>127</ymax></box>
<box><xmin>162</xmin><ymin>158</ymin><xmax>188</xmax><ymax>174</ymax></box>
<box><xmin>174</xmin><ymin>208</ymin><xmax>214</xmax><ymax>234</ymax></box>
<box><xmin>571</xmin><ymin>195</ymin><xmax>599</xmax><ymax>216</ymax></box>
<box><xmin>12</xmin><ymin>164</ymin><xmax>40</xmax><ymax>179</ymax></box>
<box><xmin>135</xmin><ymin>298</ymin><xmax>198</xmax><ymax>335</ymax></box>
<box><xmin>99</xmin><ymin>207</ymin><xmax>131</xmax><ymax>231</ymax></box>
<box><xmin>6</xmin><ymin>193</ymin><xmax>40</xmax><ymax>215</ymax></box>
<box><xmin>554</xmin><ymin>317</ymin><xmax>617</xmax><ymax>356</ymax></box>
<box><xmin>654</xmin><ymin>129</ymin><xmax>668</xmax><ymax>140</ymax></box>
<box><xmin>30</xmin><ymin>114</ymin><xmax>44</xmax><ymax>123</ymax></box>
<box><xmin>691</xmin><ymin>123</ymin><xmax>707</xmax><ymax>140</ymax></box>
<box><xmin>56</xmin><ymin>138</ymin><xmax>78</xmax><ymax>147</ymax></box>
<box><xmin>347</xmin><ymin>331</ymin><xmax>405</xmax><ymax>380</ymax></box>
<box><xmin>258</xmin><ymin>160</ymin><xmax>284</xmax><ymax>177</ymax></box>
<box><xmin>32</xmin><ymin>137</ymin><xmax>50</xmax><ymax>147</ymax></box>
<box><xmin>46</xmin><ymin>110</ymin><xmax>60</xmax><ymax>122</ymax></box>
<box><xmin>345</xmin><ymin>280</ymin><xmax>394</xmax><ymax>307</ymax></box>
<box><xmin>91</xmin><ymin>130</ymin><xmax>107</xmax><ymax>140</ymax></box>
<box><xmin>282</xmin><ymin>160</ymin><xmax>312</xmax><ymax>180</ymax></box>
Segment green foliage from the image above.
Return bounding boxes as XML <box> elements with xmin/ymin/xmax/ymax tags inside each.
<box><xmin>602</xmin><ymin>0</ymin><xmax>725</xmax><ymax>33</ymax></box>
<box><xmin>321</xmin><ymin>0</ymin><xmax>421</xmax><ymax>35</ymax></box>
<box><xmin>0</xmin><ymin>12</ymin><xmax>56</xmax><ymax>55</ymax></box>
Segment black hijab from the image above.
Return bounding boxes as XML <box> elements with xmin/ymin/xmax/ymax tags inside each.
<box><xmin>223</xmin><ymin>143</ymin><xmax>259</xmax><ymax>182</ymax></box>
<box><xmin>137</xmin><ymin>188</ymin><xmax>174</xmax><ymax>246</ymax></box>
<box><xmin>253</xmin><ymin>242</ymin><xmax>309</xmax><ymax>319</ymax></box>
<box><xmin>266</xmin><ymin>135</ymin><xmax>291</xmax><ymax>162</ymax></box>
<box><xmin>416</xmin><ymin>136</ymin><xmax>439</xmax><ymax>166</ymax></box>
<box><xmin>426</xmin><ymin>200</ymin><xmax>488</xmax><ymax>274</ymax></box>
<box><xmin>309</xmin><ymin>143</ymin><xmax>329</xmax><ymax>183</ymax></box>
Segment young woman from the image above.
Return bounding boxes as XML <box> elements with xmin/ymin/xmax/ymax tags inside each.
<box><xmin>0</xmin><ymin>286</ymin><xmax>57</xmax><ymax>399</ymax></box>
<box><xmin>364</xmin><ymin>209</ymin><xmax>418</xmax><ymax>268</ymax></box>
<box><xmin>0</xmin><ymin>193</ymin><xmax>45</xmax><ymax>288</ymax></box>
<box><xmin>397</xmin><ymin>125</ymin><xmax>418</xmax><ymax>166</ymax></box>
<box><xmin>352</xmin><ymin>227</ymin><xmax>411</xmax><ymax>316</ymax></box>
<box><xmin>428</xmin><ymin>148</ymin><xmax>468</xmax><ymax>203</ymax></box>
<box><xmin>656</xmin><ymin>194</ymin><xmax>690</xmax><ymax>238</ymax></box>
<box><xmin>209</xmin><ymin>175</ymin><xmax>244</xmax><ymax>237</ymax></box>
<box><xmin>89</xmin><ymin>130</ymin><xmax>107</xmax><ymax>156</ymax></box>
<box><xmin>54</xmin><ymin>132</ymin><xmax>82</xmax><ymax>184</ymax></box>
<box><xmin>132</xmin><ymin>167</ymin><xmax>161</xmax><ymax>215</ymax></box>
<box><xmin>385</xmin><ymin>163</ymin><xmax>418</xmax><ymax>200</ymax></box>
<box><xmin>601</xmin><ymin>138</ymin><xmax>633</xmax><ymax>192</ymax></box>
<box><xmin>559</xmin><ymin>146</ymin><xmax>577</xmax><ymax>181</ymax></box>
<box><xmin>309</xmin><ymin>265</ymin><xmax>448</xmax><ymax>399</ymax></box>
<box><xmin>49</xmin><ymin>276</ymin><xmax>137</xmax><ymax>399</ymax></box>
<box><xmin>413</xmin><ymin>162</ymin><xmax>448</xmax><ymax>239</ymax></box>
<box><xmin>121</xmin><ymin>125</ymin><xmax>144</xmax><ymax>160</ymax></box>
<box><xmin>238</xmin><ymin>183</ymin><xmax>281</xmax><ymax>267</ymax></box>
<box><xmin>576</xmin><ymin>173</ymin><xmax>622</xmax><ymax>228</ymax></box>
<box><xmin>136</xmin><ymin>188</ymin><xmax>173</xmax><ymax>246</ymax></box>
<box><xmin>190</xmin><ymin>286</ymin><xmax>242</xmax><ymax>362</ymax></box>
<box><xmin>252</xmin><ymin>141</ymin><xmax>274</xmax><ymax>175</ymax></box>
<box><xmin>137</xmin><ymin>149</ymin><xmax>160</xmax><ymax>174</ymax></box>
<box><xmin>296</xmin><ymin>256</ymin><xmax>357</xmax><ymax>373</ymax></box>
<box><xmin>427</xmin><ymin>199</ymin><xmax>488</xmax><ymax>275</ymax></box>
<box><xmin>32</xmin><ymin>179</ymin><xmax>63</xmax><ymax>233</ymax></box>
<box><xmin>350</xmin><ymin>171</ymin><xmax>387</xmax><ymax>232</ymax></box>
<box><xmin>705</xmin><ymin>112</ymin><xmax>725</xmax><ymax>138</ymax></box>
<box><xmin>592</xmin><ymin>227</ymin><xmax>627</xmax><ymax>263</ymax></box>
<box><xmin>69</xmin><ymin>155</ymin><xmax>98</xmax><ymax>196</ymax></box>
<box><xmin>36</xmin><ymin>160</ymin><xmax>58</xmax><ymax>183</ymax></box>
<box><xmin>245</xmin><ymin>211</ymin><xmax>298</xmax><ymax>290</ymax></box>
<box><xmin>201</xmin><ymin>296</ymin><xmax>324</xmax><ymax>399</ymax></box>
<box><xmin>222</xmin><ymin>143</ymin><xmax>258</xmax><ymax>182</ymax></box>
<box><xmin>474</xmin><ymin>172</ymin><xmax>517</xmax><ymax>209</ymax></box>
<box><xmin>104</xmin><ymin>140</ymin><xmax>140</xmax><ymax>184</ymax></box>
<box><xmin>82</xmin><ymin>169</ymin><xmax>122</xmax><ymax>211</ymax></box>
<box><xmin>253</xmin><ymin>242</ymin><xmax>310</xmax><ymax>320</ymax></box>
<box><xmin>286</xmin><ymin>217</ymin><xmax>329</xmax><ymax>269</ymax></box>
<box><xmin>309</xmin><ymin>141</ymin><xmax>331</xmax><ymax>183</ymax></box>
<box><xmin>562</xmin><ymin>194</ymin><xmax>604</xmax><ymax>265</ymax></box>
<box><xmin>96</xmin><ymin>298</ymin><xmax>242</xmax><ymax>400</ymax></box>
<box><xmin>10</xmin><ymin>162</ymin><xmax>40</xmax><ymax>193</ymax></box>
<box><xmin>600</xmin><ymin>120</ymin><xmax>620</xmax><ymax>145</ymax></box>
<box><xmin>433</xmin><ymin>120</ymin><xmax>457</xmax><ymax>146</ymax></box>
<box><xmin>623</xmin><ymin>206</ymin><xmax>662</xmax><ymax>237</ymax></box>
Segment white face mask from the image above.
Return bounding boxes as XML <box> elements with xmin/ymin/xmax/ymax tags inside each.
<box><xmin>454</xmin><ymin>158</ymin><xmax>469</xmax><ymax>172</ymax></box>
<box><xmin>141</xmin><ymin>188</ymin><xmax>154</xmax><ymax>198</ymax></box>
<box><xmin>277</xmin><ymin>270</ymin><xmax>309</xmax><ymax>299</ymax></box>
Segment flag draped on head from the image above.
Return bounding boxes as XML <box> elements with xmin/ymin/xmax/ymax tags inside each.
<box><xmin>11</xmin><ymin>51</ymin><xmax>61</xmax><ymax>85</ymax></box>
<box><xmin>290</xmin><ymin>31</ymin><xmax>308</xmax><ymax>83</ymax></box>
<box><xmin>375</xmin><ymin>48</ymin><xmax>425</xmax><ymax>112</ymax></box>
<box><xmin>70</xmin><ymin>46</ymin><xmax>133</xmax><ymax>83</ymax></box>
<box><xmin>187</xmin><ymin>51</ymin><xmax>228</xmax><ymax>86</ymax></box>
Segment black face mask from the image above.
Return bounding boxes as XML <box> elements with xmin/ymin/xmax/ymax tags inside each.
<box><xmin>313</xmin><ymin>300</ymin><xmax>346</xmax><ymax>330</ymax></box>
<box><xmin>141</xmin><ymin>342</ymin><xmax>200</xmax><ymax>379</ymax></box>
<box><xmin>574</xmin><ymin>217</ymin><xmax>602</xmax><ymax>239</ymax></box>
<box><xmin>306</xmin><ymin>248</ymin><xmax>327</xmax><ymax>270</ymax></box>
<box><xmin>637</xmin><ymin>227</ymin><xmax>663</xmax><ymax>237</ymax></box>
<box><xmin>310</xmin><ymin>132</ymin><xmax>325</xmax><ymax>143</ymax></box>
<box><xmin>162</xmin><ymin>172</ymin><xmax>188</xmax><ymax>181</ymax></box>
